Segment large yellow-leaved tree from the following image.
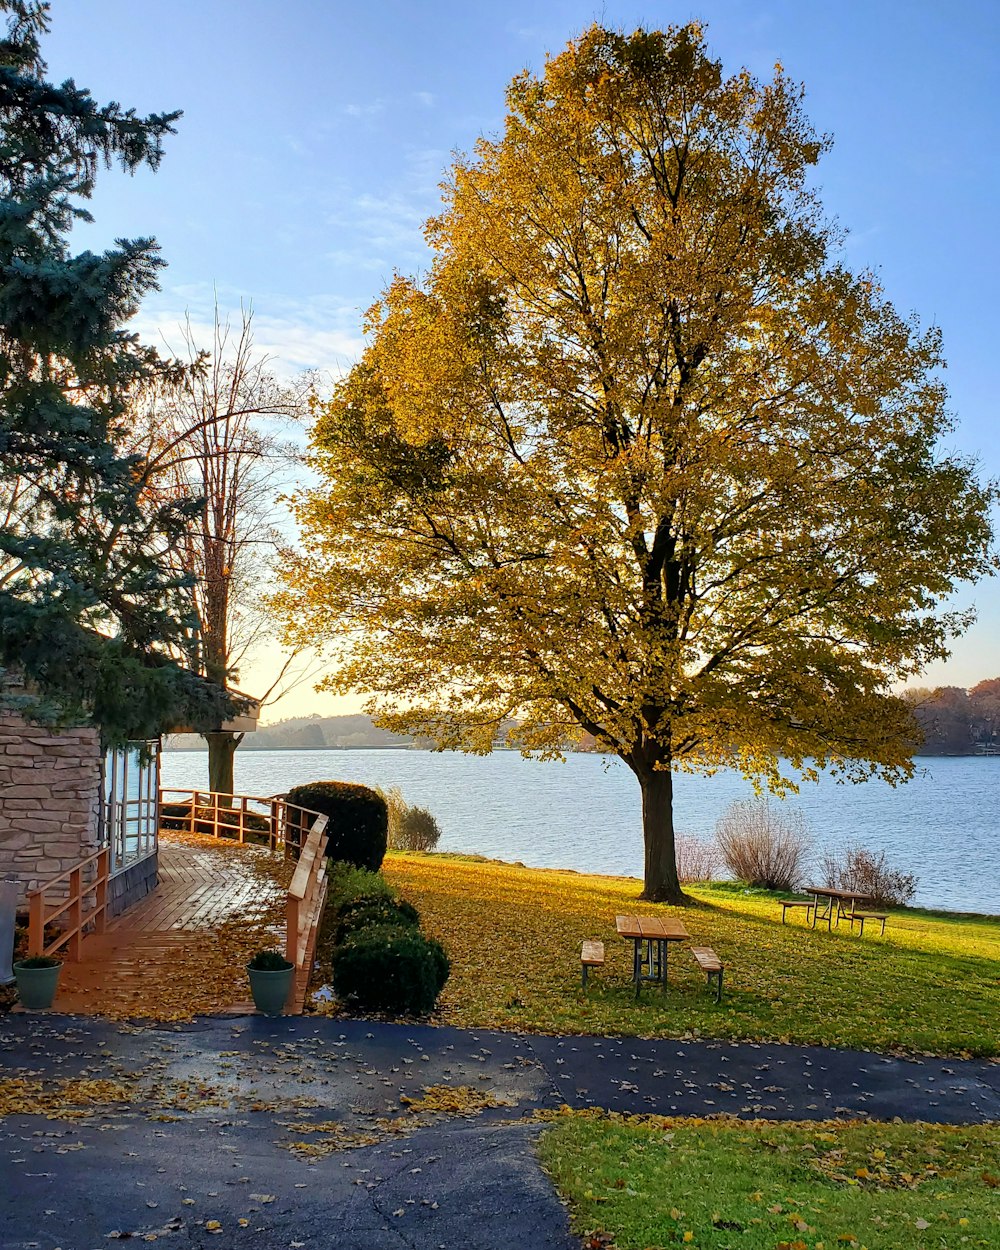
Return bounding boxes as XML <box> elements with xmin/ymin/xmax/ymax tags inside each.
<box><xmin>279</xmin><ymin>25</ymin><xmax>995</xmax><ymax>902</ymax></box>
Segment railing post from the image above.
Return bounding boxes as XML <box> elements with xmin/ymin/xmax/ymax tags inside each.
<box><xmin>68</xmin><ymin>866</ymin><xmax>83</xmax><ymax>960</ymax></box>
<box><xmin>188</xmin><ymin>791</ymin><xmax>197</xmax><ymax>837</ymax></box>
<box><xmin>94</xmin><ymin>848</ymin><xmax>109</xmax><ymax>935</ymax></box>
<box><xmin>285</xmin><ymin>894</ymin><xmax>299</xmax><ymax>966</ymax></box>
<box><xmin>269</xmin><ymin>799</ymin><xmax>279</xmax><ymax>853</ymax></box>
<box><xmin>27</xmin><ymin>889</ymin><xmax>44</xmax><ymax>957</ymax></box>
<box><xmin>240</xmin><ymin>795</ymin><xmax>248</xmax><ymax>843</ymax></box>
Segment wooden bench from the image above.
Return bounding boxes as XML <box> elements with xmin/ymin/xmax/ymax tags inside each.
<box><xmin>780</xmin><ymin>899</ymin><xmax>815</xmax><ymax>925</ymax></box>
<box><xmin>848</xmin><ymin>911</ymin><xmax>888</xmax><ymax>937</ymax></box>
<box><xmin>581</xmin><ymin>939</ymin><xmax>605</xmax><ymax>989</ymax></box>
<box><xmin>690</xmin><ymin>946</ymin><xmax>724</xmax><ymax>1003</ymax></box>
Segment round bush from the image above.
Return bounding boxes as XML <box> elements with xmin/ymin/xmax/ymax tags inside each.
<box><xmin>335</xmin><ymin>896</ymin><xmax>421</xmax><ymax>945</ymax></box>
<box><xmin>287</xmin><ymin>780</ymin><xmax>388</xmax><ymax>872</ymax></box>
<box><xmin>333</xmin><ymin>926</ymin><xmax>450</xmax><ymax>1017</ymax></box>
<box><xmin>425</xmin><ymin>935</ymin><xmax>450</xmax><ymax>991</ymax></box>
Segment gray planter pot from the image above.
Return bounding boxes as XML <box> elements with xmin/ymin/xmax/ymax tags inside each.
<box><xmin>13</xmin><ymin>960</ymin><xmax>62</xmax><ymax>1010</ymax></box>
<box><xmin>246</xmin><ymin>963</ymin><xmax>294</xmax><ymax>1015</ymax></box>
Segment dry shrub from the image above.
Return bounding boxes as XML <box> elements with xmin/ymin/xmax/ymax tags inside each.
<box><xmin>715</xmin><ymin>797</ymin><xmax>811</xmax><ymax>891</ymax></box>
<box><xmin>820</xmin><ymin>843</ymin><xmax>918</xmax><ymax>909</ymax></box>
<box><xmin>674</xmin><ymin>834</ymin><xmax>720</xmax><ymax>883</ymax></box>
<box><xmin>380</xmin><ymin>786</ymin><xmax>443</xmax><ymax>852</ymax></box>
<box><xmin>397</xmin><ymin>806</ymin><xmax>442</xmax><ymax>852</ymax></box>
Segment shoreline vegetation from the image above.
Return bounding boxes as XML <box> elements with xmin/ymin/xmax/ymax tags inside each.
<box><xmin>166</xmin><ymin>668</ymin><xmax>1000</xmax><ymax>762</ymax></box>
<box><xmin>162</xmin><ymin>706</ymin><xmax>1000</xmax><ymax>757</ymax></box>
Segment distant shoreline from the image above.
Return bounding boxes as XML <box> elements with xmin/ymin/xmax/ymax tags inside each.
<box><xmin>161</xmin><ymin>743</ymin><xmax>999</xmax><ymax>758</ymax></box>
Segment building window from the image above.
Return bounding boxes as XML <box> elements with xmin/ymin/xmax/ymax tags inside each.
<box><xmin>104</xmin><ymin>741</ymin><xmax>159</xmax><ymax>872</ymax></box>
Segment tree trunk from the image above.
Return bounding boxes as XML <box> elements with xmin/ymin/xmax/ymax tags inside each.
<box><xmin>205</xmin><ymin>732</ymin><xmax>240</xmax><ymax>802</ymax></box>
<box><xmin>637</xmin><ymin>766</ymin><xmax>686</xmax><ymax>903</ymax></box>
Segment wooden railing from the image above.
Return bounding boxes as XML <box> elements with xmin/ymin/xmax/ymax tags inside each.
<box><xmin>285</xmin><ymin>812</ymin><xmax>329</xmax><ymax>974</ymax></box>
<box><xmin>159</xmin><ymin>789</ymin><xmax>319</xmax><ymax>860</ymax></box>
<box><xmin>26</xmin><ymin>848</ymin><xmax>111</xmax><ymax>960</ymax></box>
<box><xmin>160</xmin><ymin>788</ymin><xmax>330</xmax><ymax>1012</ymax></box>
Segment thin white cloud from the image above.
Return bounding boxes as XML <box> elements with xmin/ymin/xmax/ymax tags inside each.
<box><xmin>414</xmin><ymin>90</ymin><xmax>435</xmax><ymax>107</ymax></box>
<box><xmin>133</xmin><ymin>285</ymin><xmax>365</xmax><ymax>381</ymax></box>
<box><xmin>344</xmin><ymin>99</ymin><xmax>386</xmax><ymax>118</ymax></box>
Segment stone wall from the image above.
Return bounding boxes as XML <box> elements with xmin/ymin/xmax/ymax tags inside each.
<box><xmin>0</xmin><ymin>711</ymin><xmax>103</xmax><ymax>904</ymax></box>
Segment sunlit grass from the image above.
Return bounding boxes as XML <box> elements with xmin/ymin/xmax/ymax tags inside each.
<box><xmin>377</xmin><ymin>852</ymin><xmax>1000</xmax><ymax>1056</ymax></box>
<box><xmin>537</xmin><ymin>1112</ymin><xmax>1000</xmax><ymax>1250</ymax></box>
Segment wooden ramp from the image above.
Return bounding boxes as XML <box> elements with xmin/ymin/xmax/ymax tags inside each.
<box><xmin>51</xmin><ymin>832</ymin><xmax>300</xmax><ymax>1020</ymax></box>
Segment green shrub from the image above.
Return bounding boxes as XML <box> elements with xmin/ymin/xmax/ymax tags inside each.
<box><xmin>288</xmin><ymin>780</ymin><xmax>388</xmax><ymax>872</ymax></box>
<box><xmin>335</xmin><ymin>896</ymin><xmax>420</xmax><ymax>945</ymax></box>
<box><xmin>333</xmin><ymin>926</ymin><xmax>450</xmax><ymax>1016</ymax></box>
<box><xmin>247</xmin><ymin>949</ymin><xmax>292</xmax><ymax>971</ymax></box>
<box><xmin>425</xmin><ymin>935</ymin><xmax>450</xmax><ymax>990</ymax></box>
<box><xmin>326</xmin><ymin>863</ymin><xmax>395</xmax><ymax>912</ymax></box>
<box><xmin>15</xmin><ymin>955</ymin><xmax>60</xmax><ymax>969</ymax></box>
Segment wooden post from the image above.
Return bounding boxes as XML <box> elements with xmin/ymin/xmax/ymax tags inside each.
<box><xmin>68</xmin><ymin>866</ymin><xmax>82</xmax><ymax>960</ymax></box>
<box><xmin>27</xmin><ymin>890</ymin><xmax>44</xmax><ymax>957</ymax></box>
<box><xmin>285</xmin><ymin>895</ymin><xmax>299</xmax><ymax>966</ymax></box>
<box><xmin>269</xmin><ymin>799</ymin><xmax>279</xmax><ymax>853</ymax></box>
<box><xmin>188</xmin><ymin>791</ymin><xmax>198</xmax><ymax>837</ymax></box>
<box><xmin>94</xmin><ymin>848</ymin><xmax>109</xmax><ymax>935</ymax></box>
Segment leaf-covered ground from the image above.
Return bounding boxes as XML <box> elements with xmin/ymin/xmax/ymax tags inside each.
<box><xmin>6</xmin><ymin>831</ymin><xmax>295</xmax><ymax>1022</ymax></box>
<box><xmin>370</xmin><ymin>853</ymin><xmax>1000</xmax><ymax>1056</ymax></box>
<box><xmin>538</xmin><ymin>1112</ymin><xmax>1000</xmax><ymax>1250</ymax></box>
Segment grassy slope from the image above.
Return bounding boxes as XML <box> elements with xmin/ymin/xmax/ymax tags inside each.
<box><xmin>380</xmin><ymin>853</ymin><xmax>1000</xmax><ymax>1057</ymax></box>
<box><xmin>537</xmin><ymin>1114</ymin><xmax>1000</xmax><ymax>1250</ymax></box>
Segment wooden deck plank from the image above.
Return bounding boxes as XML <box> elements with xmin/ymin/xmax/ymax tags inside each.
<box><xmin>53</xmin><ymin>832</ymin><xmax>298</xmax><ymax>1019</ymax></box>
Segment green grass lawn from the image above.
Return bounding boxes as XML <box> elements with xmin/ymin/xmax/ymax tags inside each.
<box><xmin>366</xmin><ymin>853</ymin><xmax>1000</xmax><ymax>1056</ymax></box>
<box><xmin>537</xmin><ymin>1113</ymin><xmax>1000</xmax><ymax>1250</ymax></box>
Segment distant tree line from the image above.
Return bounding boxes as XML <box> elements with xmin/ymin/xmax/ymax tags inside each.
<box><xmin>164</xmin><ymin>713</ymin><xmax>414</xmax><ymax>751</ymax></box>
<box><xmin>903</xmin><ymin>679</ymin><xmax>1000</xmax><ymax>755</ymax></box>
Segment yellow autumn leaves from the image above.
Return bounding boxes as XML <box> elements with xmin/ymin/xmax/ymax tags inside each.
<box><xmin>375</xmin><ymin>852</ymin><xmax>1000</xmax><ymax>1056</ymax></box>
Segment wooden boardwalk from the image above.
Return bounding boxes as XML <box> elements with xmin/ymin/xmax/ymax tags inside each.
<box><xmin>51</xmin><ymin>832</ymin><xmax>299</xmax><ymax>1020</ymax></box>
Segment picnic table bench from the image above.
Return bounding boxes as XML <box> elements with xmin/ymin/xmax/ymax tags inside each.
<box><xmin>780</xmin><ymin>899</ymin><xmax>815</xmax><ymax>925</ymax></box>
<box><xmin>847</xmin><ymin>910</ymin><xmax>888</xmax><ymax>936</ymax></box>
<box><xmin>580</xmin><ymin>939</ymin><xmax>605</xmax><ymax>989</ymax></box>
<box><xmin>690</xmin><ymin>946</ymin><xmax>724</xmax><ymax>1002</ymax></box>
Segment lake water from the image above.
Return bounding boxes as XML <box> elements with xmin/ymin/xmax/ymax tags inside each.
<box><xmin>161</xmin><ymin>749</ymin><xmax>1000</xmax><ymax>917</ymax></box>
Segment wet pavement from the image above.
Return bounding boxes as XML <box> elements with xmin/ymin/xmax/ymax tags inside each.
<box><xmin>2</xmin><ymin>1014</ymin><xmax>999</xmax><ymax>1249</ymax></box>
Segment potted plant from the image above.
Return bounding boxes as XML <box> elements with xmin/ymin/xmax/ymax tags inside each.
<box><xmin>13</xmin><ymin>955</ymin><xmax>62</xmax><ymax>1010</ymax></box>
<box><xmin>246</xmin><ymin>949</ymin><xmax>294</xmax><ymax>1015</ymax></box>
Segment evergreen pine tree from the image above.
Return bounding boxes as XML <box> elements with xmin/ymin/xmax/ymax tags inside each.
<box><xmin>0</xmin><ymin>0</ymin><xmax>236</xmax><ymax>743</ymax></box>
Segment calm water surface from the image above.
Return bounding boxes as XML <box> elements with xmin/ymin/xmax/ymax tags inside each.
<box><xmin>161</xmin><ymin>749</ymin><xmax>1000</xmax><ymax>916</ymax></box>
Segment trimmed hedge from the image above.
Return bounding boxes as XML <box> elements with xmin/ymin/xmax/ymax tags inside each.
<box><xmin>334</xmin><ymin>896</ymin><xmax>420</xmax><ymax>946</ymax></box>
<box><xmin>288</xmin><ymin>780</ymin><xmax>388</xmax><ymax>872</ymax></box>
<box><xmin>333</xmin><ymin>925</ymin><xmax>450</xmax><ymax>1016</ymax></box>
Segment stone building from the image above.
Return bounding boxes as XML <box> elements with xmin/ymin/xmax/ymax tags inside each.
<box><xmin>0</xmin><ymin>707</ymin><xmax>161</xmax><ymax>915</ymax></box>
<box><xmin>0</xmin><ymin>662</ymin><xmax>259</xmax><ymax>933</ymax></box>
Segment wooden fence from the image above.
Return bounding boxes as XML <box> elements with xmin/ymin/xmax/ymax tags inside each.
<box><xmin>24</xmin><ymin>791</ymin><xmax>330</xmax><ymax>1015</ymax></box>
<box><xmin>26</xmin><ymin>847</ymin><xmax>111</xmax><ymax>959</ymax></box>
<box><xmin>158</xmin><ymin>788</ymin><xmax>319</xmax><ymax>859</ymax></box>
<box><xmin>161</xmin><ymin>788</ymin><xmax>328</xmax><ymax>1012</ymax></box>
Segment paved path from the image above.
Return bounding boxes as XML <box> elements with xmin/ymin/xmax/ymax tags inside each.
<box><xmin>2</xmin><ymin>1015</ymin><xmax>998</xmax><ymax>1249</ymax></box>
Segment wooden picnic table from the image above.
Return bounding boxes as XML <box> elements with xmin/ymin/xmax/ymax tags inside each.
<box><xmin>805</xmin><ymin>885</ymin><xmax>872</xmax><ymax>930</ymax></box>
<box><xmin>615</xmin><ymin>914</ymin><xmax>690</xmax><ymax>996</ymax></box>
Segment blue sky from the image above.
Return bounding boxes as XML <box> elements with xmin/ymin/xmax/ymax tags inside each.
<box><xmin>43</xmin><ymin>0</ymin><xmax>999</xmax><ymax>713</ymax></box>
